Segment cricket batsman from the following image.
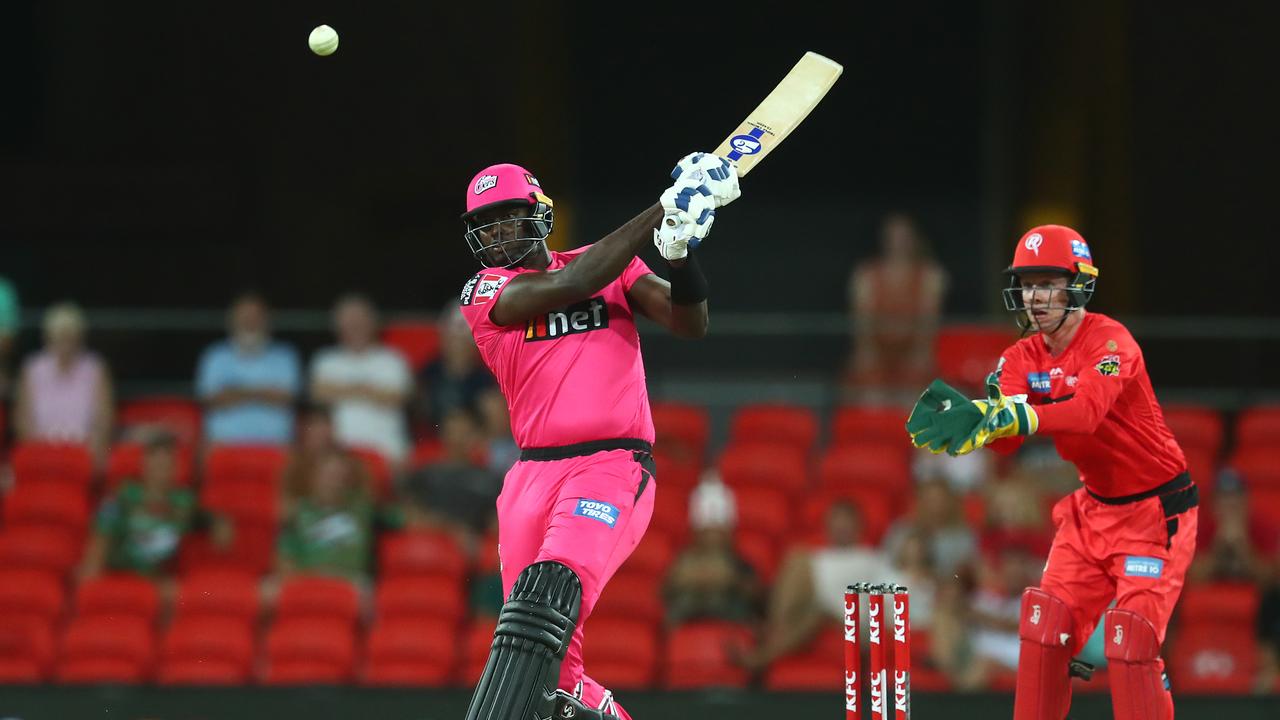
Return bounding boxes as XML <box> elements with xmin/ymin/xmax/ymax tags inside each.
<box><xmin>457</xmin><ymin>155</ymin><xmax>738</xmax><ymax>719</ymax></box>
<box><xmin>906</xmin><ymin>225</ymin><xmax>1198</xmax><ymax>719</ymax></box>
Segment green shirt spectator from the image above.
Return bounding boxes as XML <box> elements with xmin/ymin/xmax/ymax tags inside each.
<box><xmin>0</xmin><ymin>276</ymin><xmax>17</xmax><ymax>399</ymax></box>
<box><xmin>276</xmin><ymin>449</ymin><xmax>374</xmax><ymax>581</ymax></box>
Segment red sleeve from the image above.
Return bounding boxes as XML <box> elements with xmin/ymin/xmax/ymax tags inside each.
<box><xmin>1035</xmin><ymin>325</ymin><xmax>1138</xmax><ymax>434</ymax></box>
<box><xmin>458</xmin><ymin>268</ymin><xmax>520</xmax><ymax>341</ymax></box>
<box><xmin>987</xmin><ymin>346</ymin><xmax>1028</xmax><ymax>455</ymax></box>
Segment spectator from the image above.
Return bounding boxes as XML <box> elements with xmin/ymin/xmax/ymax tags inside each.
<box><xmin>310</xmin><ymin>294</ymin><xmax>411</xmax><ymax>465</ymax></box>
<box><xmin>13</xmin><ymin>303</ymin><xmax>113</xmax><ymax>462</ymax></box>
<box><xmin>955</xmin><ymin>541</ymin><xmax>1046</xmax><ymax>690</ymax></box>
<box><xmin>417</xmin><ymin>301</ymin><xmax>498</xmax><ymax>434</ymax></box>
<box><xmin>1190</xmin><ymin>468</ymin><xmax>1277</xmax><ymax>584</ymax></box>
<box><xmin>77</xmin><ymin>434</ymin><xmax>204</xmax><ymax>599</ymax></box>
<box><xmin>0</xmin><ymin>275</ymin><xmax>17</xmax><ymax>400</ymax></box>
<box><xmin>196</xmin><ymin>293</ymin><xmax>301</xmax><ymax>445</ymax></box>
<box><xmin>881</xmin><ymin>477</ymin><xmax>977</xmax><ymax>578</ymax></box>
<box><xmin>275</xmin><ymin>448</ymin><xmax>375</xmax><ymax>590</ymax></box>
<box><xmin>475</xmin><ymin>386</ymin><xmax>519</xmax><ymax>475</ymax></box>
<box><xmin>844</xmin><ymin>213</ymin><xmax>947</xmax><ymax>403</ymax></box>
<box><xmin>279</xmin><ymin>405</ymin><xmax>341</xmax><ymax>512</ymax></box>
<box><xmin>663</xmin><ymin>479</ymin><xmax>761</xmax><ymax>627</ymax></box>
<box><xmin>400</xmin><ymin>407</ymin><xmax>502</xmax><ymax>554</ymax></box>
<box><xmin>736</xmin><ymin>500</ymin><xmax>889</xmax><ymax>672</ymax></box>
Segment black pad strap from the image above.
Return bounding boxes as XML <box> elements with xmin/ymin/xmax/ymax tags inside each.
<box><xmin>464</xmin><ymin>561</ymin><xmax>583</xmax><ymax>720</ymax></box>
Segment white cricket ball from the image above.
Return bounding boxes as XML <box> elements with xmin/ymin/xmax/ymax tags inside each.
<box><xmin>308</xmin><ymin>25</ymin><xmax>339</xmax><ymax>56</ymax></box>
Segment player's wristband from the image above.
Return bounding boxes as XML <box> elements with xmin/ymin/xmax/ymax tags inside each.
<box><xmin>669</xmin><ymin>252</ymin><xmax>708</xmax><ymax>305</ymax></box>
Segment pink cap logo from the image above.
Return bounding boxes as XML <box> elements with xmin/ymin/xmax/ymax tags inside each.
<box><xmin>1024</xmin><ymin>233</ymin><xmax>1043</xmax><ymax>256</ymax></box>
<box><xmin>473</xmin><ymin>174</ymin><xmax>498</xmax><ymax>195</ymax></box>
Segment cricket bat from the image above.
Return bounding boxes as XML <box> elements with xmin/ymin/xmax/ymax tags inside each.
<box><xmin>713</xmin><ymin>51</ymin><xmax>844</xmax><ymax>176</ymax></box>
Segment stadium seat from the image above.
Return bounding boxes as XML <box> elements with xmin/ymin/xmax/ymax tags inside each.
<box><xmin>204</xmin><ymin>444</ymin><xmax>288</xmax><ymax>490</ymax></box>
<box><xmin>1250</xmin><ymin>487</ymin><xmax>1280</xmax><ymax>527</ymax></box>
<box><xmin>831</xmin><ymin>405</ymin><xmax>914</xmax><ymax>448</ymax></box>
<box><xmin>1171</xmin><ymin>625</ymin><xmax>1257</xmax><ymax>693</ymax></box>
<box><xmin>263</xmin><ymin>618</ymin><xmax>356</xmax><ymax>684</ymax></box>
<box><xmin>117</xmin><ymin>396</ymin><xmax>202</xmax><ymax>446</ymax></box>
<box><xmin>1234</xmin><ymin>405</ymin><xmax>1280</xmax><ymax>451</ymax></box>
<box><xmin>177</xmin><ymin>525</ymin><xmax>276</xmax><ymax>577</ymax></box>
<box><xmin>652</xmin><ymin>451</ymin><xmax>701</xmax><ymax>494</ymax></box>
<box><xmin>934</xmin><ymin>325</ymin><xmax>1016</xmax><ymax>390</ymax></box>
<box><xmin>375</xmin><ymin>575</ymin><xmax>465</xmax><ymax>623</ymax></box>
<box><xmin>734</xmin><ymin>529</ymin><xmax>781</xmax><ymax>584</ymax></box>
<box><xmin>1178</xmin><ymin>583</ymin><xmax>1259</xmax><ymax>629</ymax></box>
<box><xmin>0</xmin><ymin>618</ymin><xmax>54</xmax><ymax>683</ymax></box>
<box><xmin>663</xmin><ymin>621</ymin><xmax>753</xmax><ymax>689</ymax></box>
<box><xmin>105</xmin><ymin>441</ymin><xmax>194</xmax><ymax>489</ymax></box>
<box><xmin>409</xmin><ymin>438</ymin><xmax>446</xmax><ymax>468</ymax></box>
<box><xmin>0</xmin><ymin>525</ymin><xmax>83</xmax><ymax>576</ymax></box>
<box><xmin>0</xmin><ymin>569</ymin><xmax>65</xmax><ymax>625</ymax></box>
<box><xmin>1161</xmin><ymin>405</ymin><xmax>1225</xmax><ymax>459</ymax></box>
<box><xmin>381</xmin><ymin>321</ymin><xmax>441</xmax><ymax>372</ymax></box>
<box><xmin>591</xmin><ymin>570</ymin><xmax>664</xmax><ymax>625</ymax></box>
<box><xmin>732</xmin><ymin>485</ymin><xmax>793</xmax><ymax>540</ymax></box>
<box><xmin>617</xmin><ymin>531</ymin><xmax>673</xmax><ymax>579</ymax></box>
<box><xmin>379</xmin><ymin>530</ymin><xmax>468</xmax><ymax>578</ymax></box>
<box><xmin>74</xmin><ymin>574</ymin><xmax>160</xmax><ymax>624</ymax></box>
<box><xmin>647</xmin><ymin>481</ymin><xmax>693</xmax><ymax>546</ymax></box>
<box><xmin>582</xmin><ymin>617</ymin><xmax>658</xmax><ymax>690</ymax></box>
<box><xmin>763</xmin><ymin>655</ymin><xmax>841</xmax><ymax>691</ymax></box>
<box><xmin>461</xmin><ymin>616</ymin><xmax>498</xmax><ymax>685</ymax></box>
<box><xmin>57</xmin><ymin>615</ymin><xmax>154</xmax><ymax>683</ymax></box>
<box><xmin>173</xmin><ymin>569</ymin><xmax>260</xmax><ymax>622</ymax></box>
<box><xmin>650</xmin><ymin>401</ymin><xmax>711</xmax><ymax>466</ymax></box>
<box><xmin>277</xmin><ymin>575</ymin><xmax>361</xmax><ymax>626</ymax></box>
<box><xmin>349</xmin><ymin>445</ymin><xmax>394</xmax><ymax>499</ymax></box>
<box><xmin>719</xmin><ymin>442</ymin><xmax>809</xmax><ymax>492</ymax></box>
<box><xmin>817</xmin><ymin>443</ymin><xmax>912</xmax><ymax>492</ymax></box>
<box><xmin>156</xmin><ymin>616</ymin><xmax>255</xmax><ymax>685</ymax></box>
<box><xmin>362</xmin><ymin>618</ymin><xmax>458</xmax><ymax>686</ymax></box>
<box><xmin>11</xmin><ymin>442</ymin><xmax>94</xmax><ymax>489</ymax></box>
<box><xmin>1</xmin><ymin>482</ymin><xmax>89</xmax><ymax>537</ymax></box>
<box><xmin>1183</xmin><ymin>448</ymin><xmax>1217</xmax><ymax>496</ymax></box>
<box><xmin>1231</xmin><ymin>447</ymin><xmax>1280</xmax><ymax>488</ymax></box>
<box><xmin>729</xmin><ymin>404</ymin><xmax>819</xmax><ymax>454</ymax></box>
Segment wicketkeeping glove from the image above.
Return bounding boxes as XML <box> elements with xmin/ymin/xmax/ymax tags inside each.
<box><xmin>948</xmin><ymin>372</ymin><xmax>1039</xmax><ymax>456</ymax></box>
<box><xmin>907</xmin><ymin>379</ymin><xmax>983</xmax><ymax>454</ymax></box>
<box><xmin>670</xmin><ymin>152</ymin><xmax>741</xmax><ymax>208</ymax></box>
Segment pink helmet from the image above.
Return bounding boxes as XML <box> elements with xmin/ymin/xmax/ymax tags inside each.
<box><xmin>461</xmin><ymin>163</ymin><xmax>555</xmax><ymax>267</ymax></box>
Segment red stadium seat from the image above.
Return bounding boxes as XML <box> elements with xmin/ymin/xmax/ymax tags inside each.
<box><xmin>1178</xmin><ymin>583</ymin><xmax>1259</xmax><ymax>629</ymax></box>
<box><xmin>1161</xmin><ymin>405</ymin><xmax>1225</xmax><ymax>459</ymax></box>
<box><xmin>817</xmin><ymin>444</ymin><xmax>912</xmax><ymax>492</ymax></box>
<box><xmin>1183</xmin><ymin>449</ymin><xmax>1217</xmax><ymax>496</ymax></box>
<box><xmin>157</xmin><ymin>616</ymin><xmax>254</xmax><ymax>685</ymax></box>
<box><xmin>934</xmin><ymin>325</ymin><xmax>1017</xmax><ymax>390</ymax></box>
<box><xmin>591</xmin><ymin>570</ymin><xmax>664</xmax><ymax>625</ymax></box>
<box><xmin>375</xmin><ymin>575</ymin><xmax>465</xmax><ymax>623</ymax></box>
<box><xmin>1</xmin><ymin>482</ymin><xmax>89</xmax><ymax>537</ymax></box>
<box><xmin>1235</xmin><ymin>405</ymin><xmax>1280</xmax><ymax>451</ymax></box>
<box><xmin>263</xmin><ymin>618</ymin><xmax>356</xmax><ymax>684</ymax></box>
<box><xmin>763</xmin><ymin>655</ymin><xmax>841</xmax><ymax>691</ymax></box>
<box><xmin>349</xmin><ymin>445</ymin><xmax>394</xmax><ymax>499</ymax></box>
<box><xmin>1231</xmin><ymin>447</ymin><xmax>1280</xmax><ymax>488</ymax></box>
<box><xmin>617</xmin><ymin>531</ymin><xmax>673</xmax><ymax>579</ymax></box>
<box><xmin>647</xmin><ymin>481</ymin><xmax>693</xmax><ymax>546</ymax></box>
<box><xmin>831</xmin><ymin>405</ymin><xmax>913</xmax><ymax>448</ymax></box>
<box><xmin>11</xmin><ymin>442</ymin><xmax>94</xmax><ymax>489</ymax></box>
<box><xmin>651</xmin><ymin>401</ymin><xmax>711</xmax><ymax>466</ymax></box>
<box><xmin>0</xmin><ymin>525</ymin><xmax>82</xmax><ymax>576</ymax></box>
<box><xmin>718</xmin><ymin>442</ymin><xmax>809</xmax><ymax>492</ymax></box>
<box><xmin>1172</xmin><ymin>625</ymin><xmax>1257</xmax><ymax>693</ymax></box>
<box><xmin>174</xmin><ymin>569</ymin><xmax>260</xmax><ymax>622</ymax></box>
<box><xmin>379</xmin><ymin>530</ymin><xmax>468</xmax><ymax>579</ymax></box>
<box><xmin>409</xmin><ymin>439</ymin><xmax>446</xmax><ymax>468</ymax></box>
<box><xmin>381</xmin><ymin>321</ymin><xmax>442</xmax><ymax>372</ymax></box>
<box><xmin>177</xmin><ymin>525</ymin><xmax>276</xmax><ymax>577</ymax></box>
<box><xmin>583</xmin><ymin>617</ymin><xmax>658</xmax><ymax>690</ymax></box>
<box><xmin>0</xmin><ymin>570</ymin><xmax>65</xmax><ymax>626</ymax></box>
<box><xmin>732</xmin><ymin>485</ymin><xmax>793</xmax><ymax>540</ymax></box>
<box><xmin>277</xmin><ymin>575</ymin><xmax>361</xmax><ymax>626</ymax></box>
<box><xmin>0</xmin><ymin>618</ymin><xmax>55</xmax><ymax>683</ymax></box>
<box><xmin>362</xmin><ymin>618</ymin><xmax>457</xmax><ymax>686</ymax></box>
<box><xmin>734</xmin><ymin>529</ymin><xmax>781</xmax><ymax>583</ymax></box>
<box><xmin>57</xmin><ymin>615</ymin><xmax>154</xmax><ymax>683</ymax></box>
<box><xmin>462</xmin><ymin>617</ymin><xmax>497</xmax><ymax>685</ymax></box>
<box><xmin>105</xmin><ymin>441</ymin><xmax>194</xmax><ymax>489</ymax></box>
<box><xmin>652</xmin><ymin>451</ymin><xmax>700</xmax><ymax>495</ymax></box>
<box><xmin>663</xmin><ymin>621</ymin><xmax>753</xmax><ymax>689</ymax></box>
<box><xmin>74</xmin><ymin>574</ymin><xmax>160</xmax><ymax>624</ymax></box>
<box><xmin>729</xmin><ymin>404</ymin><xmax>819</xmax><ymax>455</ymax></box>
<box><xmin>1251</xmin><ymin>487</ymin><xmax>1280</xmax><ymax>527</ymax></box>
<box><xmin>475</xmin><ymin>530</ymin><xmax>500</xmax><ymax>575</ymax></box>
<box><xmin>204</xmin><ymin>444</ymin><xmax>287</xmax><ymax>490</ymax></box>
<box><xmin>118</xmin><ymin>396</ymin><xmax>203</xmax><ymax>447</ymax></box>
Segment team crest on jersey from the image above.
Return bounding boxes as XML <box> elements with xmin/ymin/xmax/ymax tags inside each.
<box><xmin>525</xmin><ymin>297</ymin><xmax>609</xmax><ymax>341</ymax></box>
<box><xmin>461</xmin><ymin>273</ymin><xmax>508</xmax><ymax>306</ymax></box>
<box><xmin>1095</xmin><ymin>354</ymin><xmax>1121</xmax><ymax>377</ymax></box>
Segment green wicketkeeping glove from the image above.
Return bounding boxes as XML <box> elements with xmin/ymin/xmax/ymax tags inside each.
<box><xmin>906</xmin><ymin>379</ymin><xmax>981</xmax><ymax>454</ymax></box>
<box><xmin>947</xmin><ymin>372</ymin><xmax>1040</xmax><ymax>456</ymax></box>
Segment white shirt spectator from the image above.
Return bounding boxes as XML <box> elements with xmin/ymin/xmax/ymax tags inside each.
<box><xmin>310</xmin><ymin>347</ymin><xmax>410</xmax><ymax>462</ymax></box>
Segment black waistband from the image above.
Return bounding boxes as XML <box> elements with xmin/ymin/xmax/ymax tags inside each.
<box><xmin>519</xmin><ymin>438</ymin><xmax>653</xmax><ymax>462</ymax></box>
<box><xmin>1087</xmin><ymin>472</ymin><xmax>1192</xmax><ymax>506</ymax></box>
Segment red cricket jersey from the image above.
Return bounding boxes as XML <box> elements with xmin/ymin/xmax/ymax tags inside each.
<box><xmin>990</xmin><ymin>312</ymin><xmax>1186</xmax><ymax>498</ymax></box>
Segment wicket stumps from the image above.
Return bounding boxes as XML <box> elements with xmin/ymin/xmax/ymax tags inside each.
<box><xmin>844</xmin><ymin>583</ymin><xmax>910</xmax><ymax>720</ymax></box>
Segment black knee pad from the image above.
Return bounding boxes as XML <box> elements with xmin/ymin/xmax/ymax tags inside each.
<box><xmin>464</xmin><ymin>561</ymin><xmax>583</xmax><ymax>720</ymax></box>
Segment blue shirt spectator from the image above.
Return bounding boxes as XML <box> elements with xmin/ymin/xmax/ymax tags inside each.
<box><xmin>197</xmin><ymin>294</ymin><xmax>300</xmax><ymax>444</ymax></box>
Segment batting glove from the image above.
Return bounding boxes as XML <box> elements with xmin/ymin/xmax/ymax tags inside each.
<box><xmin>671</xmin><ymin>152</ymin><xmax>741</xmax><ymax>208</ymax></box>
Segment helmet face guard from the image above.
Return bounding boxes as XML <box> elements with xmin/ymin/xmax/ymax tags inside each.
<box><xmin>1002</xmin><ymin>265</ymin><xmax>1098</xmax><ymax>332</ymax></box>
<box><xmin>462</xmin><ymin>205</ymin><xmax>551</xmax><ymax>268</ymax></box>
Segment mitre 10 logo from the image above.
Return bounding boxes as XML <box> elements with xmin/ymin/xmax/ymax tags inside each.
<box><xmin>525</xmin><ymin>297</ymin><xmax>609</xmax><ymax>342</ymax></box>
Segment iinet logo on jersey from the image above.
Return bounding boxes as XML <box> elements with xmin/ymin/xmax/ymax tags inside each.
<box><xmin>525</xmin><ymin>297</ymin><xmax>609</xmax><ymax>342</ymax></box>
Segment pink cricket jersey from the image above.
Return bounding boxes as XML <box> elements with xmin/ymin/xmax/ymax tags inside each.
<box><xmin>458</xmin><ymin>247</ymin><xmax>656</xmax><ymax>448</ymax></box>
